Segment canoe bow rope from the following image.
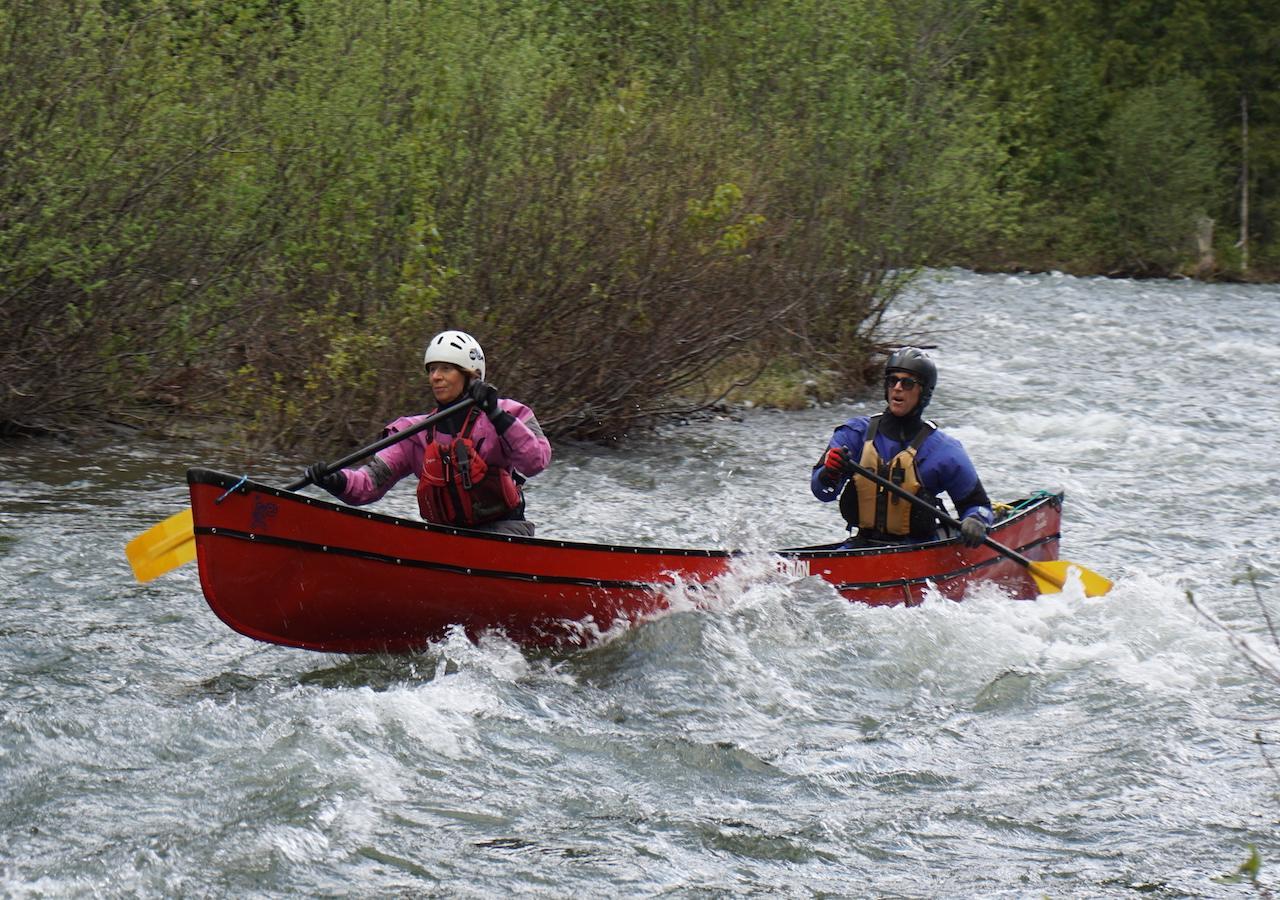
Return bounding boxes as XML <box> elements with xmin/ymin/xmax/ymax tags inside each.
<box><xmin>216</xmin><ymin>475</ymin><xmax>249</xmax><ymax>504</ymax></box>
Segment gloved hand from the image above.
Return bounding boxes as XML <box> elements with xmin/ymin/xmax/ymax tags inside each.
<box><xmin>305</xmin><ymin>463</ymin><xmax>347</xmax><ymax>498</ymax></box>
<box><xmin>817</xmin><ymin>445</ymin><xmax>853</xmax><ymax>487</ymax></box>
<box><xmin>960</xmin><ymin>516</ymin><xmax>987</xmax><ymax>548</ymax></box>
<box><xmin>467</xmin><ymin>379</ymin><xmax>499</xmax><ymax>417</ymax></box>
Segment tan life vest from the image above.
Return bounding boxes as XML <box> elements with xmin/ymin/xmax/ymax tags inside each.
<box><xmin>849</xmin><ymin>415</ymin><xmax>936</xmax><ymax>537</ymax></box>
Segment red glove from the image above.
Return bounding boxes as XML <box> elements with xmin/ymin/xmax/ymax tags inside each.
<box><xmin>818</xmin><ymin>445</ymin><xmax>852</xmax><ymax>486</ymax></box>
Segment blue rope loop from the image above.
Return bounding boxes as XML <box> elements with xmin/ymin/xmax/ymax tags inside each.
<box><xmin>215</xmin><ymin>474</ymin><xmax>249</xmax><ymax>504</ymax></box>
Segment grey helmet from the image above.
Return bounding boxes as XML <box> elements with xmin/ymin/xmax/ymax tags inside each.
<box><xmin>884</xmin><ymin>346</ymin><xmax>937</xmax><ymax>410</ymax></box>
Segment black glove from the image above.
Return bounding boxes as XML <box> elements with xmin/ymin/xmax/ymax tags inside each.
<box><xmin>467</xmin><ymin>379</ymin><xmax>499</xmax><ymax>417</ymax></box>
<box><xmin>960</xmin><ymin>516</ymin><xmax>987</xmax><ymax>548</ymax></box>
<box><xmin>817</xmin><ymin>445</ymin><xmax>853</xmax><ymax>487</ymax></box>
<box><xmin>305</xmin><ymin>462</ymin><xmax>347</xmax><ymax>498</ymax></box>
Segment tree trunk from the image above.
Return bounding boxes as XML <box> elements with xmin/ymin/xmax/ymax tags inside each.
<box><xmin>1240</xmin><ymin>93</ymin><xmax>1250</xmax><ymax>274</ymax></box>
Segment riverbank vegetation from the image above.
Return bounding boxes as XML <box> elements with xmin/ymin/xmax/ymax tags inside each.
<box><xmin>2</xmin><ymin>0</ymin><xmax>1275</xmax><ymax>446</ymax></box>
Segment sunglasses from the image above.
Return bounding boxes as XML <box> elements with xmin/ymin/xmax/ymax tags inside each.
<box><xmin>885</xmin><ymin>374</ymin><xmax>924</xmax><ymax>390</ymax></box>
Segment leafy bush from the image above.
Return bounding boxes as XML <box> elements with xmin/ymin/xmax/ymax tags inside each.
<box><xmin>17</xmin><ymin>0</ymin><xmax>1231</xmax><ymax>447</ymax></box>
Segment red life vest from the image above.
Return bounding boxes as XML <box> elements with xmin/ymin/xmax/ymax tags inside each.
<box><xmin>416</xmin><ymin>408</ymin><xmax>523</xmax><ymax>526</ymax></box>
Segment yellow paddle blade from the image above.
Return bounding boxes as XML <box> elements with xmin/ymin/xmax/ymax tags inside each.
<box><xmin>125</xmin><ymin>507</ymin><xmax>196</xmax><ymax>583</ymax></box>
<box><xmin>1027</xmin><ymin>559</ymin><xmax>1113</xmax><ymax>597</ymax></box>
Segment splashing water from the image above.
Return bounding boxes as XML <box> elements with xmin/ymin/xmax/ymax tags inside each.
<box><xmin>2</xmin><ymin>271</ymin><xmax>1278</xmax><ymax>895</ymax></box>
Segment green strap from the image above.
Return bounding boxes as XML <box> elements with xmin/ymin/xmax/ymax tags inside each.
<box><xmin>1005</xmin><ymin>489</ymin><xmax>1054</xmax><ymax>513</ymax></box>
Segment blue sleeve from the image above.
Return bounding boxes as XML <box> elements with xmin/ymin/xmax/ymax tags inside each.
<box><xmin>811</xmin><ymin>418</ymin><xmax>869</xmax><ymax>502</ymax></box>
<box><xmin>920</xmin><ymin>433</ymin><xmax>993</xmax><ymax>525</ymax></box>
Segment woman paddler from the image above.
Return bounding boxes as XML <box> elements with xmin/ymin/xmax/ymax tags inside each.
<box><xmin>306</xmin><ymin>330</ymin><xmax>552</xmax><ymax>536</ymax></box>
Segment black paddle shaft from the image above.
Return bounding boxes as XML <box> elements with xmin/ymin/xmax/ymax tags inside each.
<box><xmin>284</xmin><ymin>397</ymin><xmax>477</xmax><ymax>491</ymax></box>
<box><xmin>843</xmin><ymin>458</ymin><xmax>1038</xmax><ymax>568</ymax></box>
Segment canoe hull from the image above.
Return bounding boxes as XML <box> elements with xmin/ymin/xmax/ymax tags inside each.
<box><xmin>188</xmin><ymin>468</ymin><xmax>1062</xmax><ymax>653</ymax></box>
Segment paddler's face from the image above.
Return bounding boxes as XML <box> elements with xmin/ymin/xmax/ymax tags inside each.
<box><xmin>885</xmin><ymin>371</ymin><xmax>922</xmax><ymax>417</ymax></box>
<box><xmin>427</xmin><ymin>363</ymin><xmax>467</xmax><ymax>405</ymax></box>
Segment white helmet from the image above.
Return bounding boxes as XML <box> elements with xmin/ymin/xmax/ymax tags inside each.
<box><xmin>423</xmin><ymin>330</ymin><xmax>485</xmax><ymax>380</ymax></box>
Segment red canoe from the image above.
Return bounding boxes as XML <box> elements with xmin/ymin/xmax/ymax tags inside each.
<box><xmin>188</xmin><ymin>468</ymin><xmax>1063</xmax><ymax>653</ymax></box>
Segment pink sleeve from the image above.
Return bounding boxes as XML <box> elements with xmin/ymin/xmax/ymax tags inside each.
<box><xmin>495</xmin><ymin>400</ymin><xmax>552</xmax><ymax>476</ymax></box>
<box><xmin>337</xmin><ymin>417</ymin><xmax>426</xmax><ymax>505</ymax></box>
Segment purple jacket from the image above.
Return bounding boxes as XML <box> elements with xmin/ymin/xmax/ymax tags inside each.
<box><xmin>335</xmin><ymin>399</ymin><xmax>552</xmax><ymax>506</ymax></box>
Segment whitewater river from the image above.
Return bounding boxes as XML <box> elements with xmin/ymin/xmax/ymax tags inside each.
<box><xmin>2</xmin><ymin>271</ymin><xmax>1278</xmax><ymax>896</ymax></box>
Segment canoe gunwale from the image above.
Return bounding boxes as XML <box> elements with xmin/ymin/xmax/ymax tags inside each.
<box><xmin>188</xmin><ymin>466</ymin><xmax>1062</xmax><ymax>563</ymax></box>
<box><xmin>191</xmin><ymin>524</ymin><xmax>1060</xmax><ymax>595</ymax></box>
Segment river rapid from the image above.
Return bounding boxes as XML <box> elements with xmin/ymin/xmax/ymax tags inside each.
<box><xmin>2</xmin><ymin>271</ymin><xmax>1278</xmax><ymax>897</ymax></box>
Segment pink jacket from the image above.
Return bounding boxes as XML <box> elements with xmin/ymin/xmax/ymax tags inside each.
<box><xmin>336</xmin><ymin>399</ymin><xmax>552</xmax><ymax>506</ymax></box>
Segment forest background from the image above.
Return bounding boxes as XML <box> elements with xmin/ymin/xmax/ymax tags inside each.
<box><xmin>2</xmin><ymin>0</ymin><xmax>1275</xmax><ymax>447</ymax></box>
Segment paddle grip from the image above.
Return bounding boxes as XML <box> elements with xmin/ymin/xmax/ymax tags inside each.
<box><xmin>844</xmin><ymin>458</ymin><xmax>1036</xmax><ymax>568</ymax></box>
<box><xmin>286</xmin><ymin>397</ymin><xmax>477</xmax><ymax>491</ymax></box>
